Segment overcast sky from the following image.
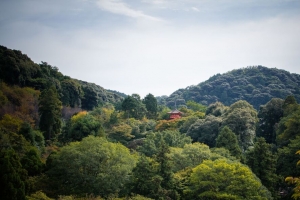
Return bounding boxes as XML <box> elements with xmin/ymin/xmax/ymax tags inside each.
<box><xmin>0</xmin><ymin>0</ymin><xmax>299</xmax><ymax>97</ymax></box>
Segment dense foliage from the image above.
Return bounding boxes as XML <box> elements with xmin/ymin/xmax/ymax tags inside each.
<box><xmin>163</xmin><ymin>65</ymin><xmax>300</xmax><ymax>110</ymax></box>
<box><xmin>1</xmin><ymin>45</ymin><xmax>300</xmax><ymax>199</ymax></box>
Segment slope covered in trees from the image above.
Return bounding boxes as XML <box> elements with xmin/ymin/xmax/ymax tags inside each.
<box><xmin>1</xmin><ymin>45</ymin><xmax>300</xmax><ymax>200</ymax></box>
<box><xmin>0</xmin><ymin>45</ymin><xmax>123</xmax><ymax>110</ymax></box>
<box><xmin>164</xmin><ymin>66</ymin><xmax>300</xmax><ymax>109</ymax></box>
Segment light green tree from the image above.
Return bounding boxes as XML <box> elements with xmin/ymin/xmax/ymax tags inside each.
<box><xmin>47</xmin><ymin>136</ymin><xmax>137</xmax><ymax>197</ymax></box>
<box><xmin>168</xmin><ymin>143</ymin><xmax>211</xmax><ymax>172</ymax></box>
<box><xmin>184</xmin><ymin>159</ymin><xmax>272</xmax><ymax>200</ymax></box>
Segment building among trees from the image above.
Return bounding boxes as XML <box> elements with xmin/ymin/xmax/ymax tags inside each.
<box><xmin>168</xmin><ymin>109</ymin><xmax>183</xmax><ymax>120</ymax></box>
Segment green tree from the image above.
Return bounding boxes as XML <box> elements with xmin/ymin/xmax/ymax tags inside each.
<box><xmin>187</xmin><ymin>115</ymin><xmax>222</xmax><ymax>147</ymax></box>
<box><xmin>257</xmin><ymin>98</ymin><xmax>284</xmax><ymax>144</ymax></box>
<box><xmin>138</xmin><ymin>130</ymin><xmax>191</xmax><ymax>157</ymax></box>
<box><xmin>277</xmin><ymin>136</ymin><xmax>300</xmax><ymax>178</ymax></box>
<box><xmin>130</xmin><ymin>155</ymin><xmax>161</xmax><ymax>198</ymax></box>
<box><xmin>216</xmin><ymin>126</ymin><xmax>242</xmax><ymax>159</ymax></box>
<box><xmin>246</xmin><ymin>137</ymin><xmax>278</xmax><ymax>198</ymax></box>
<box><xmin>276</xmin><ymin>104</ymin><xmax>300</xmax><ymax>147</ymax></box>
<box><xmin>38</xmin><ymin>87</ymin><xmax>62</xmax><ymax>140</ymax></box>
<box><xmin>186</xmin><ymin>100</ymin><xmax>207</xmax><ymax>112</ymax></box>
<box><xmin>122</xmin><ymin>94</ymin><xmax>146</xmax><ymax>119</ymax></box>
<box><xmin>285</xmin><ymin>150</ymin><xmax>300</xmax><ymax>200</ymax></box>
<box><xmin>205</xmin><ymin>102</ymin><xmax>228</xmax><ymax>117</ymax></box>
<box><xmin>60</xmin><ymin>113</ymin><xmax>104</xmax><ymax>143</ymax></box>
<box><xmin>0</xmin><ymin>149</ymin><xmax>27</xmax><ymax>200</ymax></box>
<box><xmin>47</xmin><ymin>136</ymin><xmax>137</xmax><ymax>197</ymax></box>
<box><xmin>21</xmin><ymin>147</ymin><xmax>44</xmax><ymax>176</ymax></box>
<box><xmin>223</xmin><ymin>100</ymin><xmax>258</xmax><ymax>151</ymax></box>
<box><xmin>61</xmin><ymin>79</ymin><xmax>82</xmax><ymax>107</ymax></box>
<box><xmin>168</xmin><ymin>143</ymin><xmax>211</xmax><ymax>172</ymax></box>
<box><xmin>154</xmin><ymin>140</ymin><xmax>179</xmax><ymax>199</ymax></box>
<box><xmin>143</xmin><ymin>93</ymin><xmax>158</xmax><ymax>119</ymax></box>
<box><xmin>81</xmin><ymin>85</ymin><xmax>98</xmax><ymax>110</ymax></box>
<box><xmin>184</xmin><ymin>159</ymin><xmax>272</xmax><ymax>200</ymax></box>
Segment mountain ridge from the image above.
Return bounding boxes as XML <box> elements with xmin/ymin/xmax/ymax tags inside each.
<box><xmin>164</xmin><ymin>65</ymin><xmax>300</xmax><ymax>110</ymax></box>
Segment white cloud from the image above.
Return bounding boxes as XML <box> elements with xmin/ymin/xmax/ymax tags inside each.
<box><xmin>191</xmin><ymin>7</ymin><xmax>199</xmax><ymax>12</ymax></box>
<box><xmin>96</xmin><ymin>0</ymin><xmax>162</xmax><ymax>21</ymax></box>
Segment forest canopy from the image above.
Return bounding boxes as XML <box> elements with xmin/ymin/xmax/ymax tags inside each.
<box><xmin>1</xmin><ymin>45</ymin><xmax>300</xmax><ymax>200</ymax></box>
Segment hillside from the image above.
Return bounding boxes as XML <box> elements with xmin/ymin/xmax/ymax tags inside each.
<box><xmin>165</xmin><ymin>66</ymin><xmax>300</xmax><ymax>109</ymax></box>
<box><xmin>0</xmin><ymin>45</ymin><xmax>123</xmax><ymax>109</ymax></box>
<box><xmin>1</xmin><ymin>45</ymin><xmax>300</xmax><ymax>199</ymax></box>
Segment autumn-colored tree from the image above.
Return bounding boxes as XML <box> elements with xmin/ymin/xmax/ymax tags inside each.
<box><xmin>285</xmin><ymin>150</ymin><xmax>300</xmax><ymax>200</ymax></box>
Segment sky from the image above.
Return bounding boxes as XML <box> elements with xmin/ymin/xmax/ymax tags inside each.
<box><xmin>0</xmin><ymin>0</ymin><xmax>300</xmax><ymax>98</ymax></box>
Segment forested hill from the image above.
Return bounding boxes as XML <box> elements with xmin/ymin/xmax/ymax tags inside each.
<box><xmin>165</xmin><ymin>66</ymin><xmax>300</xmax><ymax>109</ymax></box>
<box><xmin>0</xmin><ymin>45</ymin><xmax>123</xmax><ymax>109</ymax></box>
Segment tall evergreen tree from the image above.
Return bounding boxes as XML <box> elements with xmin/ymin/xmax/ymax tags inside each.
<box><xmin>154</xmin><ymin>140</ymin><xmax>179</xmax><ymax>200</ymax></box>
<box><xmin>246</xmin><ymin>137</ymin><xmax>278</xmax><ymax>198</ymax></box>
<box><xmin>38</xmin><ymin>86</ymin><xmax>62</xmax><ymax>140</ymax></box>
<box><xmin>143</xmin><ymin>93</ymin><xmax>158</xmax><ymax>119</ymax></box>
<box><xmin>257</xmin><ymin>98</ymin><xmax>284</xmax><ymax>144</ymax></box>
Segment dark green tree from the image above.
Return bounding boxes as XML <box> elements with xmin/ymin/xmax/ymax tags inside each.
<box><xmin>38</xmin><ymin>87</ymin><xmax>62</xmax><ymax>140</ymax></box>
<box><xmin>0</xmin><ymin>149</ymin><xmax>27</xmax><ymax>200</ymax></box>
<box><xmin>257</xmin><ymin>98</ymin><xmax>284</xmax><ymax>144</ymax></box>
<box><xmin>21</xmin><ymin>147</ymin><xmax>44</xmax><ymax>176</ymax></box>
<box><xmin>154</xmin><ymin>140</ymin><xmax>179</xmax><ymax>199</ymax></box>
<box><xmin>283</xmin><ymin>95</ymin><xmax>298</xmax><ymax>116</ymax></box>
<box><xmin>143</xmin><ymin>93</ymin><xmax>158</xmax><ymax>119</ymax></box>
<box><xmin>187</xmin><ymin>115</ymin><xmax>222</xmax><ymax>147</ymax></box>
<box><xmin>122</xmin><ymin>94</ymin><xmax>146</xmax><ymax>119</ymax></box>
<box><xmin>81</xmin><ymin>85</ymin><xmax>98</xmax><ymax>110</ymax></box>
<box><xmin>130</xmin><ymin>155</ymin><xmax>162</xmax><ymax>198</ymax></box>
<box><xmin>216</xmin><ymin>126</ymin><xmax>242</xmax><ymax>159</ymax></box>
<box><xmin>277</xmin><ymin>136</ymin><xmax>300</xmax><ymax>178</ymax></box>
<box><xmin>61</xmin><ymin>79</ymin><xmax>82</xmax><ymax>107</ymax></box>
<box><xmin>246</xmin><ymin>137</ymin><xmax>278</xmax><ymax>198</ymax></box>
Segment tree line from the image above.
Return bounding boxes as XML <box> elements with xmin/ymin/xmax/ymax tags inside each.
<box><xmin>1</xmin><ymin>45</ymin><xmax>300</xmax><ymax>199</ymax></box>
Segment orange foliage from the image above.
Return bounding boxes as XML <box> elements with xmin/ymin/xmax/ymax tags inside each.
<box><xmin>0</xmin><ymin>83</ymin><xmax>40</xmax><ymax>126</ymax></box>
<box><xmin>71</xmin><ymin>111</ymin><xmax>88</xmax><ymax>123</ymax></box>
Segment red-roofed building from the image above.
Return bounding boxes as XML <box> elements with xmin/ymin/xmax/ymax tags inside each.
<box><xmin>168</xmin><ymin>109</ymin><xmax>183</xmax><ymax>120</ymax></box>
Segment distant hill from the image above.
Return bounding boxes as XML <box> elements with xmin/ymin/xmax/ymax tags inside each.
<box><xmin>165</xmin><ymin>66</ymin><xmax>300</xmax><ymax>110</ymax></box>
<box><xmin>0</xmin><ymin>45</ymin><xmax>123</xmax><ymax>109</ymax></box>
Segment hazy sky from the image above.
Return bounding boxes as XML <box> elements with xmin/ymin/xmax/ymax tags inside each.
<box><xmin>1</xmin><ymin>0</ymin><xmax>300</xmax><ymax>97</ymax></box>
